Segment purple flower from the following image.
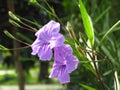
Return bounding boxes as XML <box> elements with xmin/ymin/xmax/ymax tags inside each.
<box><xmin>31</xmin><ymin>20</ymin><xmax>65</xmax><ymax>60</ymax></box>
<box><xmin>49</xmin><ymin>45</ymin><xmax>79</xmax><ymax>84</ymax></box>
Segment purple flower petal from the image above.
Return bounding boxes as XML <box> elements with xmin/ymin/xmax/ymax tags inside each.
<box><xmin>38</xmin><ymin>44</ymin><xmax>52</xmax><ymax>60</ymax></box>
<box><xmin>49</xmin><ymin>64</ymin><xmax>60</xmax><ymax>78</ymax></box>
<box><xmin>31</xmin><ymin>20</ymin><xmax>65</xmax><ymax>61</ymax></box>
<box><xmin>49</xmin><ymin>44</ymin><xmax>79</xmax><ymax>84</ymax></box>
<box><xmin>54</xmin><ymin>45</ymin><xmax>73</xmax><ymax>63</ymax></box>
<box><xmin>31</xmin><ymin>39</ymin><xmax>43</xmax><ymax>55</ymax></box>
<box><xmin>66</xmin><ymin>56</ymin><xmax>79</xmax><ymax>73</ymax></box>
<box><xmin>49</xmin><ymin>33</ymin><xmax>65</xmax><ymax>48</ymax></box>
<box><xmin>49</xmin><ymin>64</ymin><xmax>70</xmax><ymax>84</ymax></box>
<box><xmin>58</xmin><ymin>67</ymin><xmax>70</xmax><ymax>84</ymax></box>
<box><xmin>35</xmin><ymin>20</ymin><xmax>60</xmax><ymax>38</ymax></box>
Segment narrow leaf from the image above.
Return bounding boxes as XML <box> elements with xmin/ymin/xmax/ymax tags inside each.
<box><xmin>94</xmin><ymin>6</ymin><xmax>111</xmax><ymax>24</ymax></box>
<box><xmin>78</xmin><ymin>0</ymin><xmax>94</xmax><ymax>47</ymax></box>
<box><xmin>80</xmin><ymin>83</ymin><xmax>96</xmax><ymax>90</ymax></box>
<box><xmin>98</xmin><ymin>20</ymin><xmax>120</xmax><ymax>47</ymax></box>
<box><xmin>79</xmin><ymin>56</ymin><xmax>95</xmax><ymax>74</ymax></box>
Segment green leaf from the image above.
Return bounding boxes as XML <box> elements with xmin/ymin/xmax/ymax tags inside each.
<box><xmin>0</xmin><ymin>45</ymin><xmax>8</xmax><ymax>50</ymax></box>
<box><xmin>4</xmin><ymin>30</ymin><xmax>15</xmax><ymax>39</ymax></box>
<box><xmin>80</xmin><ymin>83</ymin><xmax>96</xmax><ymax>90</ymax></box>
<box><xmin>103</xmin><ymin>70</ymin><xmax>112</xmax><ymax>76</ymax></box>
<box><xmin>98</xmin><ymin>20</ymin><xmax>120</xmax><ymax>47</ymax></box>
<box><xmin>79</xmin><ymin>56</ymin><xmax>95</xmax><ymax>74</ymax></box>
<box><xmin>94</xmin><ymin>6</ymin><xmax>111</xmax><ymax>24</ymax></box>
<box><xmin>78</xmin><ymin>0</ymin><xmax>94</xmax><ymax>47</ymax></box>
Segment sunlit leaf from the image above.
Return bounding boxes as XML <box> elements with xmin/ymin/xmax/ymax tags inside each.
<box><xmin>78</xmin><ymin>0</ymin><xmax>94</xmax><ymax>47</ymax></box>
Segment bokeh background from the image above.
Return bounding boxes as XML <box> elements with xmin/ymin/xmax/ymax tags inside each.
<box><xmin>0</xmin><ymin>0</ymin><xmax>120</xmax><ymax>90</ymax></box>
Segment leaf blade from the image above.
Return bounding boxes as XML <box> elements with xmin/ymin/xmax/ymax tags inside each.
<box><xmin>80</xmin><ymin>83</ymin><xmax>96</xmax><ymax>90</ymax></box>
<box><xmin>78</xmin><ymin>0</ymin><xmax>94</xmax><ymax>47</ymax></box>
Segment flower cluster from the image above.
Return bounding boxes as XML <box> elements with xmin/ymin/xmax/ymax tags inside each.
<box><xmin>31</xmin><ymin>20</ymin><xmax>79</xmax><ymax>84</ymax></box>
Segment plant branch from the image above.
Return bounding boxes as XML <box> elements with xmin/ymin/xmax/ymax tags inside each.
<box><xmin>88</xmin><ymin>51</ymin><xmax>106</xmax><ymax>90</ymax></box>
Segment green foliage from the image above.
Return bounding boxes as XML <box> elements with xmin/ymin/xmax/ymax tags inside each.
<box><xmin>62</xmin><ymin>0</ymin><xmax>78</xmax><ymax>14</ymax></box>
<box><xmin>98</xmin><ymin>20</ymin><xmax>120</xmax><ymax>47</ymax></box>
<box><xmin>80</xmin><ymin>83</ymin><xmax>96</xmax><ymax>90</ymax></box>
<box><xmin>0</xmin><ymin>0</ymin><xmax>120</xmax><ymax>90</ymax></box>
<box><xmin>78</xmin><ymin>0</ymin><xmax>94</xmax><ymax>47</ymax></box>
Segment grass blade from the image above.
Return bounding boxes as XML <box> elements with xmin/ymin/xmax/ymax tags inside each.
<box><xmin>80</xmin><ymin>83</ymin><xmax>96</xmax><ymax>90</ymax></box>
<box><xmin>98</xmin><ymin>20</ymin><xmax>120</xmax><ymax>47</ymax></box>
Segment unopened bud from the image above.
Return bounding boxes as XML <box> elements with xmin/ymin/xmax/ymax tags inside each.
<box><xmin>9</xmin><ymin>19</ymin><xmax>21</xmax><ymax>28</ymax></box>
<box><xmin>66</xmin><ymin>22</ymin><xmax>76</xmax><ymax>40</ymax></box>
<box><xmin>9</xmin><ymin>11</ymin><xmax>21</xmax><ymax>22</ymax></box>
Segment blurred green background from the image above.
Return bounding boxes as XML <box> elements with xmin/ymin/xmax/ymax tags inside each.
<box><xmin>0</xmin><ymin>0</ymin><xmax>120</xmax><ymax>90</ymax></box>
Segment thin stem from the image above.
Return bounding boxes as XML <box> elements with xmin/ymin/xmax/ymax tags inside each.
<box><xmin>0</xmin><ymin>45</ymin><xmax>30</xmax><ymax>51</ymax></box>
<box><xmin>80</xmin><ymin>59</ymin><xmax>106</xmax><ymax>64</ymax></box>
<box><xmin>17</xmin><ymin>15</ymin><xmax>42</xmax><ymax>28</ymax></box>
<box><xmin>20</xmin><ymin>26</ymin><xmax>37</xmax><ymax>32</ymax></box>
<box><xmin>88</xmin><ymin>51</ymin><xmax>106</xmax><ymax>90</ymax></box>
<box><xmin>20</xmin><ymin>21</ymin><xmax>37</xmax><ymax>32</ymax></box>
<box><xmin>35</xmin><ymin>1</ymin><xmax>65</xmax><ymax>30</ymax></box>
<box><xmin>14</xmin><ymin>38</ymin><xmax>31</xmax><ymax>46</ymax></box>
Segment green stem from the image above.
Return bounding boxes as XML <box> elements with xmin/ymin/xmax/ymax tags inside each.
<box><xmin>35</xmin><ymin>1</ymin><xmax>64</xmax><ymax>27</ymax></box>
<box><xmin>0</xmin><ymin>46</ymin><xmax>30</xmax><ymax>51</ymax></box>
<box><xmin>20</xmin><ymin>21</ymin><xmax>37</xmax><ymax>32</ymax></box>
<box><xmin>17</xmin><ymin>15</ymin><xmax>42</xmax><ymax>28</ymax></box>
<box><xmin>88</xmin><ymin>51</ymin><xmax>106</xmax><ymax>90</ymax></box>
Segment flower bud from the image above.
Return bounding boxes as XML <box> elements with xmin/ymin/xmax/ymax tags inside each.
<box><xmin>66</xmin><ymin>22</ymin><xmax>76</xmax><ymax>40</ymax></box>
